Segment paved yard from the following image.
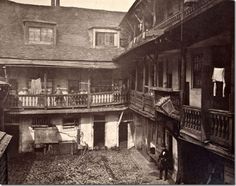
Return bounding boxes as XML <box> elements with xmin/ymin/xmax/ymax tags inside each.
<box><xmin>8</xmin><ymin>149</ymin><xmax>167</xmax><ymax>184</ymax></box>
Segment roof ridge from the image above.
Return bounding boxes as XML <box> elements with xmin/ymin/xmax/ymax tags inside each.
<box><xmin>7</xmin><ymin>0</ymin><xmax>127</xmax><ymax>13</ymax></box>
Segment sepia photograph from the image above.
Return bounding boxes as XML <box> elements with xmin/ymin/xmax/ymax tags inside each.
<box><xmin>0</xmin><ymin>0</ymin><xmax>234</xmax><ymax>184</ymax></box>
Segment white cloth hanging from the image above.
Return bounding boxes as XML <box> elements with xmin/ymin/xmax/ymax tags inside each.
<box><xmin>212</xmin><ymin>68</ymin><xmax>225</xmax><ymax>97</ymax></box>
<box><xmin>30</xmin><ymin>78</ymin><xmax>42</xmax><ymax>94</ymax></box>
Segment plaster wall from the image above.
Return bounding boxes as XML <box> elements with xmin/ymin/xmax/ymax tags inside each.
<box><xmin>105</xmin><ymin>113</ymin><xmax>119</xmax><ymax>148</ymax></box>
<box><xmin>80</xmin><ymin>114</ymin><xmax>93</xmax><ymax>148</ymax></box>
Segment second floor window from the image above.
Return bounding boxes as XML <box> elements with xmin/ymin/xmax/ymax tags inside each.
<box><xmin>192</xmin><ymin>54</ymin><xmax>203</xmax><ymax>88</ymax></box>
<box><xmin>95</xmin><ymin>32</ymin><xmax>115</xmax><ymax>46</ymax></box>
<box><xmin>28</xmin><ymin>27</ymin><xmax>54</xmax><ymax>45</ymax></box>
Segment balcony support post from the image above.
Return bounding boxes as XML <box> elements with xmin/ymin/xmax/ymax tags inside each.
<box><xmin>200</xmin><ymin>48</ymin><xmax>212</xmax><ymax>142</ymax></box>
<box><xmin>87</xmin><ymin>70</ymin><xmax>91</xmax><ymax>108</ymax></box>
<box><xmin>43</xmin><ymin>72</ymin><xmax>47</xmax><ymax>109</ymax></box>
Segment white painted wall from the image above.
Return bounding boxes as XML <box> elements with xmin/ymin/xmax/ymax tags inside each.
<box><xmin>19</xmin><ymin>118</ymin><xmax>34</xmax><ymax>152</ymax></box>
<box><xmin>127</xmin><ymin>122</ymin><xmax>135</xmax><ymax>149</ymax></box>
<box><xmin>172</xmin><ymin>136</ymin><xmax>178</xmax><ymax>182</ymax></box>
<box><xmin>105</xmin><ymin>113</ymin><xmax>119</xmax><ymax>148</ymax></box>
<box><xmin>80</xmin><ymin>114</ymin><xmax>93</xmax><ymax>149</ymax></box>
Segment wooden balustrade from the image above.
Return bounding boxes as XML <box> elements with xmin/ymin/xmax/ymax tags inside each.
<box><xmin>209</xmin><ymin>109</ymin><xmax>234</xmax><ymax>148</ymax></box>
<box><xmin>181</xmin><ymin>105</ymin><xmax>202</xmax><ymax>135</ymax></box>
<box><xmin>6</xmin><ymin>91</ymin><xmax>127</xmax><ymax>109</ymax></box>
<box><xmin>143</xmin><ymin>94</ymin><xmax>155</xmax><ymax>115</ymax></box>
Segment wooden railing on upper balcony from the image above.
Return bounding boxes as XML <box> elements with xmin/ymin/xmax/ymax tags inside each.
<box><xmin>181</xmin><ymin>105</ymin><xmax>202</xmax><ymax>140</ymax></box>
<box><xmin>5</xmin><ymin>91</ymin><xmax>128</xmax><ymax>110</ymax></box>
<box><xmin>209</xmin><ymin>109</ymin><xmax>234</xmax><ymax>149</ymax></box>
<box><xmin>129</xmin><ymin>90</ymin><xmax>155</xmax><ymax>116</ymax></box>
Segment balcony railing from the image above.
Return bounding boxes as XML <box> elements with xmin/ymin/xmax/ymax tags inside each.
<box><xmin>129</xmin><ymin>90</ymin><xmax>155</xmax><ymax>116</ymax></box>
<box><xmin>209</xmin><ymin>109</ymin><xmax>234</xmax><ymax>149</ymax></box>
<box><xmin>181</xmin><ymin>105</ymin><xmax>202</xmax><ymax>139</ymax></box>
<box><xmin>6</xmin><ymin>91</ymin><xmax>127</xmax><ymax>110</ymax></box>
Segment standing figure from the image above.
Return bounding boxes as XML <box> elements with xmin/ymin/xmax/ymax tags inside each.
<box><xmin>158</xmin><ymin>148</ymin><xmax>169</xmax><ymax>181</ymax></box>
<box><xmin>55</xmin><ymin>85</ymin><xmax>63</xmax><ymax>106</ymax></box>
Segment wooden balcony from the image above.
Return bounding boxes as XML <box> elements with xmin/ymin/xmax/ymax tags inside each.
<box><xmin>209</xmin><ymin>109</ymin><xmax>234</xmax><ymax>149</ymax></box>
<box><xmin>181</xmin><ymin>105</ymin><xmax>202</xmax><ymax>140</ymax></box>
<box><xmin>181</xmin><ymin>106</ymin><xmax>234</xmax><ymax>151</ymax></box>
<box><xmin>129</xmin><ymin>90</ymin><xmax>155</xmax><ymax>118</ymax></box>
<box><xmin>5</xmin><ymin>91</ymin><xmax>127</xmax><ymax>110</ymax></box>
<box><xmin>125</xmin><ymin>0</ymin><xmax>222</xmax><ymax>50</ymax></box>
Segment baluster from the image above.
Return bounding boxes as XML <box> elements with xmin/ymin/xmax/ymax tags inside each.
<box><xmin>210</xmin><ymin>114</ymin><xmax>214</xmax><ymax>135</ymax></box>
<box><xmin>215</xmin><ymin>115</ymin><xmax>219</xmax><ymax>137</ymax></box>
<box><xmin>225</xmin><ymin>117</ymin><xmax>229</xmax><ymax>140</ymax></box>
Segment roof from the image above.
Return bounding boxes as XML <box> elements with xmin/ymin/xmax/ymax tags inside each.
<box><xmin>0</xmin><ymin>58</ymin><xmax>119</xmax><ymax>69</ymax></box>
<box><xmin>0</xmin><ymin>131</ymin><xmax>12</xmax><ymax>158</ymax></box>
<box><xmin>0</xmin><ymin>1</ymin><xmax>125</xmax><ymax>62</ymax></box>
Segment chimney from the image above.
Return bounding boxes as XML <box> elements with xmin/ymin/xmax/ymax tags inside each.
<box><xmin>51</xmin><ymin>0</ymin><xmax>55</xmax><ymax>6</ymax></box>
<box><xmin>56</xmin><ymin>0</ymin><xmax>60</xmax><ymax>6</ymax></box>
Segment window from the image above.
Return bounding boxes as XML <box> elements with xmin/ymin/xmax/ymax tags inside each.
<box><xmin>24</xmin><ymin>20</ymin><xmax>56</xmax><ymax>45</ymax></box>
<box><xmin>28</xmin><ymin>27</ymin><xmax>54</xmax><ymax>44</ymax></box>
<box><xmin>95</xmin><ymin>32</ymin><xmax>115</xmax><ymax>46</ymax></box>
<box><xmin>192</xmin><ymin>54</ymin><xmax>203</xmax><ymax>88</ymax></box>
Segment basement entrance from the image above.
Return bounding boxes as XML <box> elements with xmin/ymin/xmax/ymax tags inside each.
<box><xmin>119</xmin><ymin>122</ymin><xmax>128</xmax><ymax>148</ymax></box>
<box><xmin>94</xmin><ymin>122</ymin><xmax>105</xmax><ymax>147</ymax></box>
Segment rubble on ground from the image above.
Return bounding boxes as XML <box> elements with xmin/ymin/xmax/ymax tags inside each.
<box><xmin>8</xmin><ymin>149</ymin><xmax>147</xmax><ymax>184</ymax></box>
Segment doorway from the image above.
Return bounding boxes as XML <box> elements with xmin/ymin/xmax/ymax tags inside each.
<box><xmin>119</xmin><ymin>122</ymin><xmax>128</xmax><ymax>148</ymax></box>
<box><xmin>93</xmin><ymin>122</ymin><xmax>105</xmax><ymax>147</ymax></box>
<box><xmin>5</xmin><ymin>125</ymin><xmax>19</xmax><ymax>158</ymax></box>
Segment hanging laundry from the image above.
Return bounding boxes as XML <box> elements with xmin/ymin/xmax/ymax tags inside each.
<box><xmin>30</xmin><ymin>78</ymin><xmax>42</xmax><ymax>94</ymax></box>
<box><xmin>212</xmin><ymin>68</ymin><xmax>225</xmax><ymax>97</ymax></box>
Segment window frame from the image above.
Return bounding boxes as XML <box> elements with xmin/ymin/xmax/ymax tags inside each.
<box><xmin>92</xmin><ymin>28</ymin><xmax>120</xmax><ymax>48</ymax></box>
<box><xmin>192</xmin><ymin>53</ymin><xmax>203</xmax><ymax>89</ymax></box>
<box><xmin>23</xmin><ymin>20</ymin><xmax>57</xmax><ymax>45</ymax></box>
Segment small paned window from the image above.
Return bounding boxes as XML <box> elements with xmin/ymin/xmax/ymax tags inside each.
<box><xmin>95</xmin><ymin>32</ymin><xmax>115</xmax><ymax>46</ymax></box>
<box><xmin>192</xmin><ymin>54</ymin><xmax>203</xmax><ymax>88</ymax></box>
<box><xmin>28</xmin><ymin>27</ymin><xmax>54</xmax><ymax>44</ymax></box>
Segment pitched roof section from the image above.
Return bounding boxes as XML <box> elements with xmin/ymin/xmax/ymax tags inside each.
<box><xmin>0</xmin><ymin>1</ymin><xmax>125</xmax><ymax>62</ymax></box>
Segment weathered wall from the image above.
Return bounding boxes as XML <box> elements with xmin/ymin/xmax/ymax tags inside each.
<box><xmin>80</xmin><ymin>114</ymin><xmax>93</xmax><ymax>149</ymax></box>
<box><xmin>127</xmin><ymin>122</ymin><xmax>135</xmax><ymax>149</ymax></box>
<box><xmin>171</xmin><ymin>136</ymin><xmax>178</xmax><ymax>182</ymax></box>
<box><xmin>19</xmin><ymin>117</ymin><xmax>34</xmax><ymax>152</ymax></box>
<box><xmin>133</xmin><ymin>114</ymin><xmax>143</xmax><ymax>150</ymax></box>
<box><xmin>105</xmin><ymin>113</ymin><xmax>119</xmax><ymax>148</ymax></box>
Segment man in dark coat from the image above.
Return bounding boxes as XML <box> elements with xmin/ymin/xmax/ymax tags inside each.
<box><xmin>158</xmin><ymin>148</ymin><xmax>169</xmax><ymax>180</ymax></box>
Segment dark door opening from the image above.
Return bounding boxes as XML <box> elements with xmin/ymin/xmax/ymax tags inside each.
<box><xmin>119</xmin><ymin>122</ymin><xmax>128</xmax><ymax>148</ymax></box>
<box><xmin>5</xmin><ymin>125</ymin><xmax>19</xmax><ymax>158</ymax></box>
<box><xmin>94</xmin><ymin>122</ymin><xmax>105</xmax><ymax>147</ymax></box>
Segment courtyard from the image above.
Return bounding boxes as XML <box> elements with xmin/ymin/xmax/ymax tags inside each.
<box><xmin>8</xmin><ymin>149</ymin><xmax>168</xmax><ymax>185</ymax></box>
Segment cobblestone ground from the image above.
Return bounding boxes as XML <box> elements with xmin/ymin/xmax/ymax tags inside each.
<box><xmin>8</xmin><ymin>149</ymin><xmax>160</xmax><ymax>184</ymax></box>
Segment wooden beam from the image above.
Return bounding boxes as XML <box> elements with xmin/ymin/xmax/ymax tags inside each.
<box><xmin>153</xmin><ymin>0</ymin><xmax>157</xmax><ymax>27</ymax></box>
<box><xmin>118</xmin><ymin>111</ymin><xmax>124</xmax><ymax>126</ymax></box>
<box><xmin>125</xmin><ymin>19</ymin><xmax>135</xmax><ymax>33</ymax></box>
<box><xmin>133</xmin><ymin>12</ymin><xmax>142</xmax><ymax>23</ymax></box>
<box><xmin>87</xmin><ymin>70</ymin><xmax>91</xmax><ymax>108</ymax></box>
<box><xmin>135</xmin><ymin>65</ymin><xmax>138</xmax><ymax>91</ymax></box>
<box><xmin>43</xmin><ymin>73</ymin><xmax>47</xmax><ymax>108</ymax></box>
<box><xmin>143</xmin><ymin>59</ymin><xmax>146</xmax><ymax>93</ymax></box>
<box><xmin>148</xmin><ymin>60</ymin><xmax>151</xmax><ymax>92</ymax></box>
